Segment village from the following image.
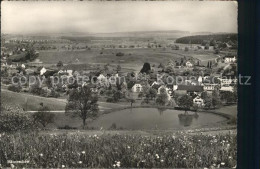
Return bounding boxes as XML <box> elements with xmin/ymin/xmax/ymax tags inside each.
<box><xmin>1</xmin><ymin>35</ymin><xmax>237</xmax><ymax>114</ymax></box>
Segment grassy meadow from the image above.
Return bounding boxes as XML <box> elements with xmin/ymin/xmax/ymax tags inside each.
<box><xmin>0</xmin><ymin>131</ymin><xmax>237</xmax><ymax>168</ymax></box>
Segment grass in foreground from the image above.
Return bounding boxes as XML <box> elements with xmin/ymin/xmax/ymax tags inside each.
<box><xmin>0</xmin><ymin>132</ymin><xmax>236</xmax><ymax>168</ymax></box>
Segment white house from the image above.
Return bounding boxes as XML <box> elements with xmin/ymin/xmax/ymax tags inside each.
<box><xmin>66</xmin><ymin>70</ymin><xmax>73</xmax><ymax>76</ymax></box>
<box><xmin>219</xmin><ymin>76</ymin><xmax>237</xmax><ymax>86</ymax></box>
<box><xmin>40</xmin><ymin>67</ymin><xmax>47</xmax><ymax>75</ymax></box>
<box><xmin>21</xmin><ymin>64</ymin><xmax>26</xmax><ymax>69</ymax></box>
<box><xmin>97</xmin><ymin>74</ymin><xmax>106</xmax><ymax>81</ymax></box>
<box><xmin>193</xmin><ymin>96</ymin><xmax>204</xmax><ymax>107</ymax></box>
<box><xmin>132</xmin><ymin>83</ymin><xmax>143</xmax><ymax>93</ymax></box>
<box><xmin>186</xmin><ymin>61</ymin><xmax>193</xmax><ymax>67</ymax></box>
<box><xmin>203</xmin><ymin>84</ymin><xmax>219</xmax><ymax>91</ymax></box>
<box><xmin>224</xmin><ymin>56</ymin><xmax>236</xmax><ymax>63</ymax></box>
<box><xmin>220</xmin><ymin>86</ymin><xmax>234</xmax><ymax>92</ymax></box>
<box><xmin>198</xmin><ymin>76</ymin><xmax>203</xmax><ymax>85</ymax></box>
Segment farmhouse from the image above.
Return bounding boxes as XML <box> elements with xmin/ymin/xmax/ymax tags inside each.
<box><xmin>193</xmin><ymin>96</ymin><xmax>204</xmax><ymax>107</ymax></box>
<box><xmin>203</xmin><ymin>84</ymin><xmax>219</xmax><ymax>92</ymax></box>
<box><xmin>40</xmin><ymin>67</ymin><xmax>47</xmax><ymax>75</ymax></box>
<box><xmin>175</xmin><ymin>85</ymin><xmax>204</xmax><ymax>95</ymax></box>
<box><xmin>185</xmin><ymin>61</ymin><xmax>193</xmax><ymax>67</ymax></box>
<box><xmin>219</xmin><ymin>75</ymin><xmax>237</xmax><ymax>86</ymax></box>
<box><xmin>220</xmin><ymin>86</ymin><xmax>234</xmax><ymax>92</ymax></box>
<box><xmin>132</xmin><ymin>83</ymin><xmax>143</xmax><ymax>93</ymax></box>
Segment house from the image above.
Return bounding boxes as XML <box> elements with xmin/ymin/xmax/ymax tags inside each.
<box><xmin>175</xmin><ymin>85</ymin><xmax>204</xmax><ymax>96</ymax></box>
<box><xmin>198</xmin><ymin>76</ymin><xmax>203</xmax><ymax>85</ymax></box>
<box><xmin>25</xmin><ymin>69</ymin><xmax>35</xmax><ymax>75</ymax></box>
<box><xmin>185</xmin><ymin>61</ymin><xmax>193</xmax><ymax>67</ymax></box>
<box><xmin>193</xmin><ymin>96</ymin><xmax>204</xmax><ymax>107</ymax></box>
<box><xmin>66</xmin><ymin>70</ymin><xmax>73</xmax><ymax>76</ymax></box>
<box><xmin>97</xmin><ymin>74</ymin><xmax>106</xmax><ymax>81</ymax></box>
<box><xmin>40</xmin><ymin>67</ymin><xmax>47</xmax><ymax>75</ymax></box>
<box><xmin>220</xmin><ymin>86</ymin><xmax>234</xmax><ymax>92</ymax></box>
<box><xmin>203</xmin><ymin>84</ymin><xmax>219</xmax><ymax>91</ymax></box>
<box><xmin>132</xmin><ymin>83</ymin><xmax>143</xmax><ymax>93</ymax></box>
<box><xmin>224</xmin><ymin>56</ymin><xmax>236</xmax><ymax>63</ymax></box>
<box><xmin>219</xmin><ymin>76</ymin><xmax>237</xmax><ymax>86</ymax></box>
<box><xmin>21</xmin><ymin>64</ymin><xmax>26</xmax><ymax>69</ymax></box>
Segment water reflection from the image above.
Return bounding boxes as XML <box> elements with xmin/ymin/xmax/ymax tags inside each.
<box><xmin>178</xmin><ymin>112</ymin><xmax>199</xmax><ymax>127</ymax></box>
<box><xmin>157</xmin><ymin>107</ymin><xmax>167</xmax><ymax>115</ymax></box>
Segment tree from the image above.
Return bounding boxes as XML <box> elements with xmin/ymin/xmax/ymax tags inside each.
<box><xmin>164</xmin><ymin>66</ymin><xmax>175</xmax><ymax>74</ymax></box>
<box><xmin>146</xmin><ymin>88</ymin><xmax>157</xmax><ymax>100</ymax></box>
<box><xmin>65</xmin><ymin>86</ymin><xmax>99</xmax><ymax>128</ymax></box>
<box><xmin>32</xmin><ymin>105</ymin><xmax>55</xmax><ymax>128</ymax></box>
<box><xmin>220</xmin><ymin>91</ymin><xmax>236</xmax><ymax>104</ymax></box>
<box><xmin>116</xmin><ymin>65</ymin><xmax>121</xmax><ymax>72</ymax></box>
<box><xmin>116</xmin><ymin>52</ymin><xmax>124</xmax><ymax>57</ymax></box>
<box><xmin>25</xmin><ymin>47</ymin><xmax>38</xmax><ymax>61</ymax></box>
<box><xmin>178</xmin><ymin>95</ymin><xmax>193</xmax><ymax>114</ymax></box>
<box><xmin>212</xmin><ymin>90</ymin><xmax>222</xmax><ymax>108</ymax></box>
<box><xmin>214</xmin><ymin>49</ymin><xmax>220</xmax><ymax>54</ymax></box>
<box><xmin>112</xmin><ymin>89</ymin><xmax>123</xmax><ymax>102</ymax></box>
<box><xmin>56</xmin><ymin>61</ymin><xmax>63</xmax><ymax>68</ymax></box>
<box><xmin>140</xmin><ymin>62</ymin><xmax>151</xmax><ymax>74</ymax></box>
<box><xmin>156</xmin><ymin>88</ymin><xmax>168</xmax><ymax>106</ymax></box>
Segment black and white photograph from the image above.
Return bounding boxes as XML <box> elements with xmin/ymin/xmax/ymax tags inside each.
<box><xmin>0</xmin><ymin>1</ymin><xmax>239</xmax><ymax>168</ymax></box>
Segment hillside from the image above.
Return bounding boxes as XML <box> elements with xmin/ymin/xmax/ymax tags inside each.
<box><xmin>175</xmin><ymin>33</ymin><xmax>237</xmax><ymax>44</ymax></box>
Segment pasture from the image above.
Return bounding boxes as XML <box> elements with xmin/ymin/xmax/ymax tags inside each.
<box><xmin>38</xmin><ymin>47</ymin><xmax>219</xmax><ymax>70</ymax></box>
<box><xmin>1</xmin><ymin>89</ymin><xmax>66</xmax><ymax>111</ymax></box>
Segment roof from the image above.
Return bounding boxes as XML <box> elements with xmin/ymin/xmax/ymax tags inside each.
<box><xmin>177</xmin><ymin>85</ymin><xmax>204</xmax><ymax>92</ymax></box>
<box><xmin>224</xmin><ymin>55</ymin><xmax>236</xmax><ymax>58</ymax></box>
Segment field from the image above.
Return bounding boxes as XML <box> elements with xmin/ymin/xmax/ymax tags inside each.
<box><xmin>38</xmin><ymin>47</ymin><xmax>220</xmax><ymax>70</ymax></box>
<box><xmin>0</xmin><ymin>131</ymin><xmax>237</xmax><ymax>168</ymax></box>
<box><xmin>1</xmin><ymin>89</ymin><xmax>66</xmax><ymax>111</ymax></box>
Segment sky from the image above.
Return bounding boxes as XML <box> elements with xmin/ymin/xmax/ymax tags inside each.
<box><xmin>1</xmin><ymin>1</ymin><xmax>237</xmax><ymax>34</ymax></box>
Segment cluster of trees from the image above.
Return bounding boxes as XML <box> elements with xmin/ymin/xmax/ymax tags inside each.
<box><xmin>201</xmin><ymin>91</ymin><xmax>222</xmax><ymax>109</ymax></box>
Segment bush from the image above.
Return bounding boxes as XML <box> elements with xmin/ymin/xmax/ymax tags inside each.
<box><xmin>116</xmin><ymin>52</ymin><xmax>124</xmax><ymax>57</ymax></box>
<box><xmin>8</xmin><ymin>84</ymin><xmax>22</xmax><ymax>93</ymax></box>
<box><xmin>57</xmin><ymin>125</ymin><xmax>77</xmax><ymax>130</ymax></box>
<box><xmin>0</xmin><ymin>112</ymin><xmax>35</xmax><ymax>132</ymax></box>
<box><xmin>106</xmin><ymin>98</ymin><xmax>115</xmax><ymax>103</ymax></box>
<box><xmin>32</xmin><ymin>106</ymin><xmax>55</xmax><ymax>128</ymax></box>
<box><xmin>109</xmin><ymin>123</ymin><xmax>117</xmax><ymax>130</ymax></box>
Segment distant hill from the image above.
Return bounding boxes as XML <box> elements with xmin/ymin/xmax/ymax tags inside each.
<box><xmin>175</xmin><ymin>33</ymin><xmax>237</xmax><ymax>44</ymax></box>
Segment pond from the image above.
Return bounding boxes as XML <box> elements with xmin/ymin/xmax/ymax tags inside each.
<box><xmin>88</xmin><ymin>108</ymin><xmax>227</xmax><ymax>130</ymax></box>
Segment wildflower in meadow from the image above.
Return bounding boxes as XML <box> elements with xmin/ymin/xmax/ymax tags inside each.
<box><xmin>78</xmin><ymin>161</ymin><xmax>82</xmax><ymax>164</ymax></box>
<box><xmin>82</xmin><ymin>151</ymin><xmax>85</xmax><ymax>154</ymax></box>
<box><xmin>39</xmin><ymin>153</ymin><xmax>43</xmax><ymax>157</ymax></box>
<box><xmin>221</xmin><ymin>162</ymin><xmax>225</xmax><ymax>166</ymax></box>
<box><xmin>10</xmin><ymin>164</ymin><xmax>15</xmax><ymax>169</ymax></box>
<box><xmin>62</xmin><ymin>164</ymin><xmax>65</xmax><ymax>168</ymax></box>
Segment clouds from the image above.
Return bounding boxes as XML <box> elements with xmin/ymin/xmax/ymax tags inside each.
<box><xmin>1</xmin><ymin>1</ymin><xmax>237</xmax><ymax>34</ymax></box>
